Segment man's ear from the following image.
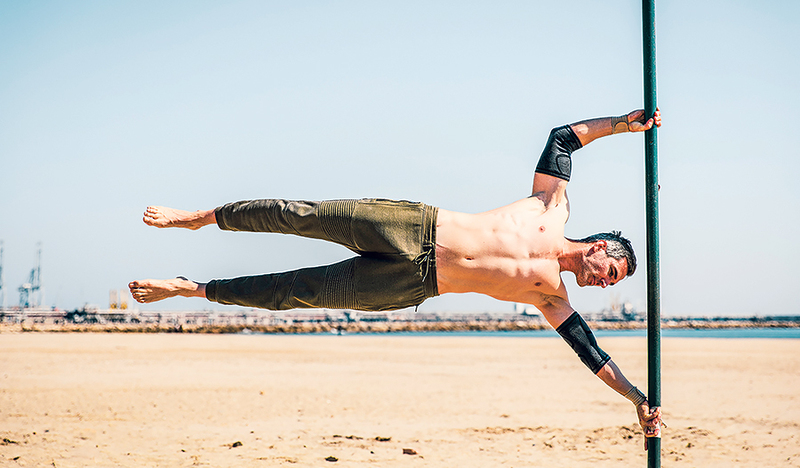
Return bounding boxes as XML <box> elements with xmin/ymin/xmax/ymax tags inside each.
<box><xmin>590</xmin><ymin>240</ymin><xmax>608</xmax><ymax>254</ymax></box>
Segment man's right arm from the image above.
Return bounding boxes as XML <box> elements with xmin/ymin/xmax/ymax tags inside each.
<box><xmin>530</xmin><ymin>125</ymin><xmax>582</xmax><ymax>206</ymax></box>
<box><xmin>569</xmin><ymin>108</ymin><xmax>661</xmax><ymax>147</ymax></box>
<box><xmin>530</xmin><ymin>109</ymin><xmax>660</xmax><ymax>205</ymax></box>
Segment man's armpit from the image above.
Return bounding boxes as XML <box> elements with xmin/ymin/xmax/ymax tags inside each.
<box><xmin>532</xmin><ymin>293</ymin><xmax>575</xmax><ymax>325</ymax></box>
<box><xmin>531</xmin><ymin>172</ymin><xmax>568</xmax><ymax>210</ymax></box>
<box><xmin>533</xmin><ymin>292</ymin><xmax>569</xmax><ymax>311</ymax></box>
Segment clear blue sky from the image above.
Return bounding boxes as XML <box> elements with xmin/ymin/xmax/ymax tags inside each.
<box><xmin>1</xmin><ymin>0</ymin><xmax>798</xmax><ymax>317</ymax></box>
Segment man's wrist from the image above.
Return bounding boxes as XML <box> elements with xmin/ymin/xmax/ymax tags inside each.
<box><xmin>623</xmin><ymin>386</ymin><xmax>647</xmax><ymax>406</ymax></box>
<box><xmin>611</xmin><ymin>115</ymin><xmax>630</xmax><ymax>134</ymax></box>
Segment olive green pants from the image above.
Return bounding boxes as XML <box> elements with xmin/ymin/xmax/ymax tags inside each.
<box><xmin>205</xmin><ymin>199</ymin><xmax>439</xmax><ymax>311</ymax></box>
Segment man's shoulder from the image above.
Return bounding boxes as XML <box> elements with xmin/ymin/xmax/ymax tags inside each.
<box><xmin>492</xmin><ymin>197</ymin><xmax>569</xmax><ymax>235</ymax></box>
<box><xmin>508</xmin><ymin>194</ymin><xmax>569</xmax><ymax>217</ymax></box>
<box><xmin>488</xmin><ymin>196</ymin><xmax>548</xmax><ymax>216</ymax></box>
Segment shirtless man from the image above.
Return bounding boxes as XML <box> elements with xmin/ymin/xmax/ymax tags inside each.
<box><xmin>130</xmin><ymin>108</ymin><xmax>663</xmax><ymax>442</ymax></box>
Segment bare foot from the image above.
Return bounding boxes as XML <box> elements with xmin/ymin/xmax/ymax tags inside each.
<box><xmin>129</xmin><ymin>277</ymin><xmax>206</xmax><ymax>303</ymax></box>
<box><xmin>143</xmin><ymin>206</ymin><xmax>215</xmax><ymax>230</ymax></box>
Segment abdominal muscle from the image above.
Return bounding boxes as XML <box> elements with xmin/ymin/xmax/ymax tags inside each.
<box><xmin>434</xmin><ymin>199</ymin><xmax>567</xmax><ymax>300</ymax></box>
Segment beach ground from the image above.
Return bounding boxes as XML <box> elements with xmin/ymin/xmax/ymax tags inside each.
<box><xmin>1</xmin><ymin>332</ymin><xmax>798</xmax><ymax>467</ymax></box>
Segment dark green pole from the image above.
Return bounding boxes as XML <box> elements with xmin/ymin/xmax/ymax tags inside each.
<box><xmin>642</xmin><ymin>0</ymin><xmax>661</xmax><ymax>467</ymax></box>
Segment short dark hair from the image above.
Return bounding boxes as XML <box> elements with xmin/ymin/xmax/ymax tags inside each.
<box><xmin>569</xmin><ymin>231</ymin><xmax>637</xmax><ymax>277</ymax></box>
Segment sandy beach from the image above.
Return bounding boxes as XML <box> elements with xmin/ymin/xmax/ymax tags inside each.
<box><xmin>1</xmin><ymin>332</ymin><xmax>798</xmax><ymax>467</ymax></box>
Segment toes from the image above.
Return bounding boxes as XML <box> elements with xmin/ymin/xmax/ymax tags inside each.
<box><xmin>143</xmin><ymin>207</ymin><xmax>162</xmax><ymax>220</ymax></box>
<box><xmin>131</xmin><ymin>290</ymin><xmax>149</xmax><ymax>303</ymax></box>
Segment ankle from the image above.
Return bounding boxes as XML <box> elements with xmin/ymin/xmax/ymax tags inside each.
<box><xmin>193</xmin><ymin>282</ymin><xmax>207</xmax><ymax>298</ymax></box>
<box><xmin>200</xmin><ymin>209</ymin><xmax>216</xmax><ymax>226</ymax></box>
<box><xmin>175</xmin><ymin>277</ymin><xmax>206</xmax><ymax>298</ymax></box>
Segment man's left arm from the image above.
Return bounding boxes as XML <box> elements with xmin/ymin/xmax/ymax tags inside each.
<box><xmin>595</xmin><ymin>359</ymin><xmax>663</xmax><ymax>444</ymax></box>
<box><xmin>536</xmin><ymin>295</ymin><xmax>662</xmax><ymax>444</ymax></box>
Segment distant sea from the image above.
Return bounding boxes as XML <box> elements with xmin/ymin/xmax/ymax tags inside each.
<box><xmin>316</xmin><ymin>328</ymin><xmax>800</xmax><ymax>339</ymax></box>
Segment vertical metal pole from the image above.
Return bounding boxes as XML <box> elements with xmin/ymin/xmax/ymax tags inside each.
<box><xmin>642</xmin><ymin>0</ymin><xmax>661</xmax><ymax>467</ymax></box>
<box><xmin>0</xmin><ymin>240</ymin><xmax>4</xmax><ymax>310</ymax></box>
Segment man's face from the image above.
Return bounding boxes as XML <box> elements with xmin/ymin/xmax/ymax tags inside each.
<box><xmin>577</xmin><ymin>242</ymin><xmax>628</xmax><ymax>289</ymax></box>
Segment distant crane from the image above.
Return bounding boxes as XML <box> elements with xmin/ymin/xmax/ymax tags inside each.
<box><xmin>18</xmin><ymin>243</ymin><xmax>42</xmax><ymax>309</ymax></box>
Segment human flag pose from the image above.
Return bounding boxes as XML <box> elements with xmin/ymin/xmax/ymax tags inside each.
<box><xmin>131</xmin><ymin>109</ymin><xmax>663</xmax><ymax>442</ymax></box>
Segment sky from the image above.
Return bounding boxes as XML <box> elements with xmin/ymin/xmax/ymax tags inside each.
<box><xmin>1</xmin><ymin>0</ymin><xmax>798</xmax><ymax>317</ymax></box>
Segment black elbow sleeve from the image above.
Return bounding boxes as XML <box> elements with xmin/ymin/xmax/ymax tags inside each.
<box><xmin>556</xmin><ymin>312</ymin><xmax>611</xmax><ymax>374</ymax></box>
<box><xmin>535</xmin><ymin>125</ymin><xmax>583</xmax><ymax>181</ymax></box>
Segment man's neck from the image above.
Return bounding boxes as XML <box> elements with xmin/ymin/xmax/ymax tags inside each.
<box><xmin>558</xmin><ymin>239</ymin><xmax>589</xmax><ymax>275</ymax></box>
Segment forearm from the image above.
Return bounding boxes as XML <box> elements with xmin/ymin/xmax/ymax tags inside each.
<box><xmin>569</xmin><ymin>115</ymin><xmax>629</xmax><ymax>147</ymax></box>
<box><xmin>533</xmin><ymin>109</ymin><xmax>647</xmax><ymax>184</ymax></box>
<box><xmin>552</xmin><ymin>311</ymin><xmax>645</xmax><ymax>403</ymax></box>
<box><xmin>569</xmin><ymin>108</ymin><xmax>658</xmax><ymax>146</ymax></box>
<box><xmin>596</xmin><ymin>359</ymin><xmax>642</xmax><ymax>401</ymax></box>
<box><xmin>599</xmin><ymin>359</ymin><xmax>661</xmax><ymax>442</ymax></box>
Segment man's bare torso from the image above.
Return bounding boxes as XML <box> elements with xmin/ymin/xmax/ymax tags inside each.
<box><xmin>435</xmin><ymin>196</ymin><xmax>570</xmax><ymax>305</ymax></box>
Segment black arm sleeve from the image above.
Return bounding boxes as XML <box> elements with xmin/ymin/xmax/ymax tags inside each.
<box><xmin>555</xmin><ymin>311</ymin><xmax>611</xmax><ymax>374</ymax></box>
<box><xmin>535</xmin><ymin>125</ymin><xmax>583</xmax><ymax>182</ymax></box>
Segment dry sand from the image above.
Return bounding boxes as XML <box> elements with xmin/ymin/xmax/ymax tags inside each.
<box><xmin>1</xmin><ymin>332</ymin><xmax>798</xmax><ymax>467</ymax></box>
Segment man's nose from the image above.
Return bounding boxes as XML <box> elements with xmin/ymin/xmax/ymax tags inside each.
<box><xmin>600</xmin><ymin>278</ymin><xmax>608</xmax><ymax>288</ymax></box>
